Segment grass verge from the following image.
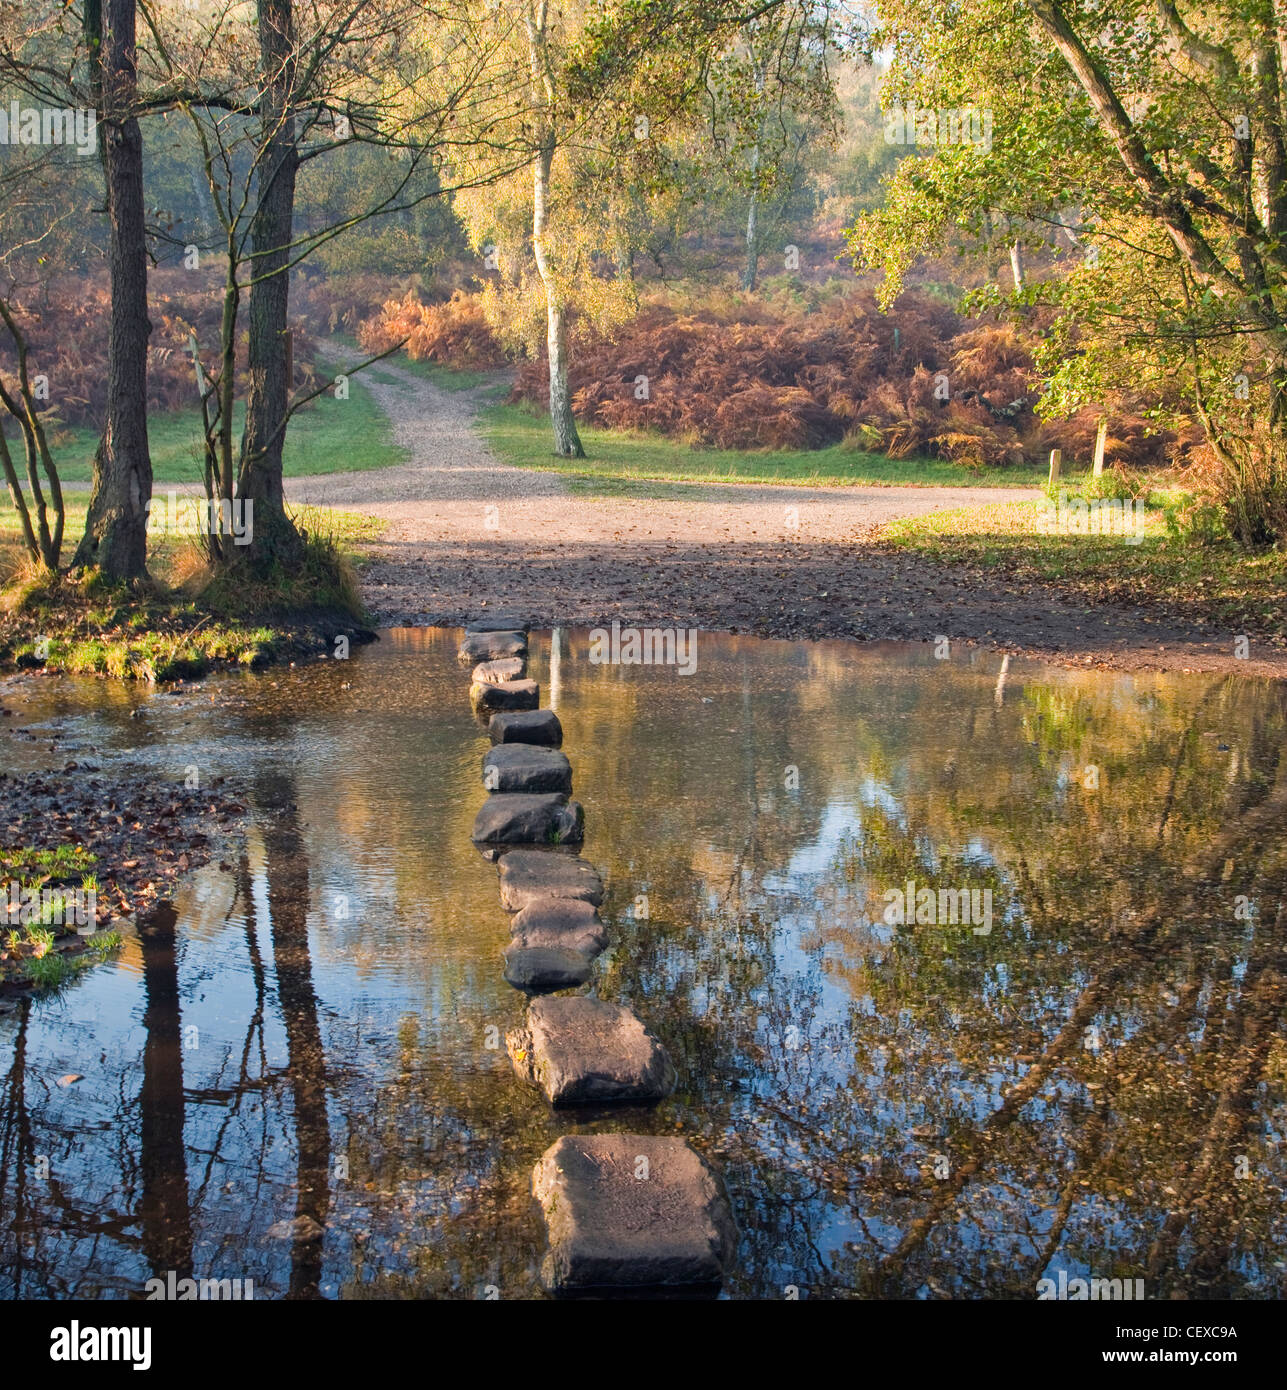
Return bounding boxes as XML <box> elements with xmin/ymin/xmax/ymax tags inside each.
<box><xmin>481</xmin><ymin>400</ymin><xmax>1076</xmax><ymax>490</ymax></box>
<box><xmin>331</xmin><ymin>333</ymin><xmax>507</xmax><ymax>395</ymax></box>
<box><xmin>881</xmin><ymin>498</ymin><xmax>1287</xmax><ymax>644</ymax></box>
<box><xmin>52</xmin><ymin>375</ymin><xmax>405</xmax><ymax>487</ymax></box>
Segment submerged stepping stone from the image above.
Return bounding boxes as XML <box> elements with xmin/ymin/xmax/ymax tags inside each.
<box><xmin>471</xmin><ymin>678</ymin><xmax>539</xmax><ymax>714</ymax></box>
<box><xmin>472</xmin><ymin>656</ymin><xmax>527</xmax><ymax>686</ymax></box>
<box><xmin>488</xmin><ymin>708</ymin><xmax>562</xmax><ymax>746</ymax></box>
<box><xmin>467</xmin><ymin>615</ymin><xmax>529</xmax><ymax>633</ymax></box>
<box><xmin>472</xmin><ymin>793</ymin><xmax>584</xmax><ymax>846</ymax></box>
<box><xmin>509</xmin><ymin>897</ymin><xmax>608</xmax><ymax>956</ymax></box>
<box><xmin>483</xmin><ymin>744</ymin><xmax>572</xmax><ymax>794</ymax></box>
<box><xmin>497</xmin><ymin>850</ymin><xmax>604</xmax><ymax>912</ymax></box>
<box><xmin>503</xmin><ymin>944</ymin><xmax>594</xmax><ymax>993</ymax></box>
<box><xmin>458</xmin><ymin>630</ymin><xmax>527</xmax><ymax>664</ymax></box>
<box><xmin>533</xmin><ymin>1135</ymin><xmax>737</xmax><ymax>1292</ymax></box>
<box><xmin>507</xmin><ymin>996</ymin><xmax>675</xmax><ymax>1106</ymax></box>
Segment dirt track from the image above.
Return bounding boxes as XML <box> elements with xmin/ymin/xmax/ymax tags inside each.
<box><xmin>285</xmin><ymin>356</ymin><xmax>1287</xmax><ymax>679</ymax></box>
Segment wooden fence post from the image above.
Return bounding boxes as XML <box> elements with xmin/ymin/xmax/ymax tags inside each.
<box><xmin>1092</xmin><ymin>419</ymin><xmax>1107</xmax><ymax>477</ymax></box>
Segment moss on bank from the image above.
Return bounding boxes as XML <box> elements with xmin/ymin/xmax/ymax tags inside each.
<box><xmin>0</xmin><ymin>505</ymin><xmax>385</xmax><ymax>681</ymax></box>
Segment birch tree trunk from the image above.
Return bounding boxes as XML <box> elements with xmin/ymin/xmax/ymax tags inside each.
<box><xmin>742</xmin><ymin>173</ymin><xmax>760</xmax><ymax>291</ymax></box>
<box><xmin>526</xmin><ymin>4</ymin><xmax>583</xmax><ymax>459</ymax></box>
<box><xmin>741</xmin><ymin>44</ymin><xmax>766</xmax><ymax>293</ymax></box>
<box><xmin>1009</xmin><ymin>239</ymin><xmax>1026</xmax><ymax>292</ymax></box>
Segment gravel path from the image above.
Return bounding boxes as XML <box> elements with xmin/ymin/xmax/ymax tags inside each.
<box><xmin>284</xmin><ymin>354</ymin><xmax>1286</xmax><ymax>677</ymax></box>
<box><xmin>289</xmin><ymin>355</ymin><xmax>1033</xmax><ymax>538</ymax></box>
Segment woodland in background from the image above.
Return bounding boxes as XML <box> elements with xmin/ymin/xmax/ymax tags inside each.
<box><xmin>1</xmin><ymin>0</ymin><xmax>1285</xmax><ymax>595</ymax></box>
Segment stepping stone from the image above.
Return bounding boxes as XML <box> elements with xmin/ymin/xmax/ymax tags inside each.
<box><xmin>509</xmin><ymin>897</ymin><xmax>608</xmax><ymax>955</ymax></box>
<box><xmin>532</xmin><ymin>1135</ymin><xmax>737</xmax><ymax>1292</ymax></box>
<box><xmin>472</xmin><ymin>656</ymin><xmax>526</xmax><ymax>686</ymax></box>
<box><xmin>472</xmin><ymin>793</ymin><xmax>584</xmax><ymax>846</ymax></box>
<box><xmin>488</xmin><ymin>708</ymin><xmax>562</xmax><ymax>747</ymax></box>
<box><xmin>507</xmin><ymin>996</ymin><xmax>675</xmax><ymax>1106</ymax></box>
<box><xmin>471</xmin><ymin>678</ymin><xmax>539</xmax><ymax>714</ymax></box>
<box><xmin>503</xmin><ymin>944</ymin><xmax>594</xmax><ymax>993</ymax></box>
<box><xmin>497</xmin><ymin>850</ymin><xmax>604</xmax><ymax>912</ymax></box>
<box><xmin>483</xmin><ymin>744</ymin><xmax>572</xmax><ymax>794</ymax></box>
<box><xmin>458</xmin><ymin>630</ymin><xmax>527</xmax><ymax>664</ymax></box>
<box><xmin>467</xmin><ymin>615</ymin><xmax>529</xmax><ymax>633</ymax></box>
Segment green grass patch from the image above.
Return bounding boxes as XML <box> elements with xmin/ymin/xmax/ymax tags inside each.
<box><xmin>4</xmin><ymin>927</ymin><xmax>123</xmax><ymax>995</ymax></box>
<box><xmin>0</xmin><ymin>845</ymin><xmax>98</xmax><ymax>880</ymax></box>
<box><xmin>882</xmin><ymin>498</ymin><xmax>1287</xmax><ymax>642</ymax></box>
<box><xmin>480</xmin><ymin>401</ymin><xmax>1068</xmax><ymax>490</ymax></box>
<box><xmin>50</xmin><ymin>374</ymin><xmax>405</xmax><ymax>487</ymax></box>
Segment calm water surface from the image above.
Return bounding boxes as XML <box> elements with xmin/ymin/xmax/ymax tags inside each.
<box><xmin>1</xmin><ymin>629</ymin><xmax>1284</xmax><ymax>1299</ymax></box>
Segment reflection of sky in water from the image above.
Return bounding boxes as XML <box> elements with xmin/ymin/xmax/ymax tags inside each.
<box><xmin>1</xmin><ymin>631</ymin><xmax>1284</xmax><ymax>1299</ymax></box>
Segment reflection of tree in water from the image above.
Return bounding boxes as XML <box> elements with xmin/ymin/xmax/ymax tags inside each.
<box><xmin>138</xmin><ymin>902</ymin><xmax>194</xmax><ymax>1280</ymax></box>
<box><xmin>257</xmin><ymin>771</ymin><xmax>331</xmax><ymax>1299</ymax></box>
<box><xmin>0</xmin><ymin>769</ymin><xmax>340</xmax><ymax>1298</ymax></box>
<box><xmin>591</xmin><ymin>670</ymin><xmax>1287</xmax><ymax>1297</ymax></box>
<box><xmin>3</xmin><ymin>645</ymin><xmax>1285</xmax><ymax>1299</ymax></box>
<box><xmin>0</xmin><ymin>1000</ymin><xmax>37</xmax><ymax>1294</ymax></box>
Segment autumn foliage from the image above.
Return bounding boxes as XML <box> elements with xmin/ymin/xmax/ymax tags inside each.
<box><xmin>0</xmin><ymin>268</ymin><xmax>321</xmax><ymax>431</ymax></box>
<box><xmin>6</xmin><ymin>268</ymin><xmax>1191</xmax><ymax>475</ymax></box>
<box><xmin>507</xmin><ymin>290</ymin><xmax>1187</xmax><ymax>467</ymax></box>
<box><xmin>357</xmin><ymin>288</ymin><xmax>508</xmax><ymax>369</ymax></box>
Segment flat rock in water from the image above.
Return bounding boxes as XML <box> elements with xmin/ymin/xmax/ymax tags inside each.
<box><xmin>497</xmin><ymin>850</ymin><xmax>604</xmax><ymax>911</ymax></box>
<box><xmin>507</xmin><ymin>995</ymin><xmax>675</xmax><ymax>1105</ymax></box>
<box><xmin>472</xmin><ymin>656</ymin><xmax>526</xmax><ymax>686</ymax></box>
<box><xmin>532</xmin><ymin>1134</ymin><xmax>737</xmax><ymax>1292</ymax></box>
<box><xmin>458</xmin><ymin>630</ymin><xmax>527</xmax><ymax>664</ymax></box>
<box><xmin>488</xmin><ymin>709</ymin><xmax>563</xmax><ymax>747</ymax></box>
<box><xmin>503</xmin><ymin>944</ymin><xmax>594</xmax><ymax>993</ymax></box>
<box><xmin>467</xmin><ymin>615</ymin><xmax>529</xmax><ymax>633</ymax></box>
<box><xmin>483</xmin><ymin>744</ymin><xmax>572</xmax><ymax>794</ymax></box>
<box><xmin>471</xmin><ymin>678</ymin><xmax>539</xmax><ymax>713</ymax></box>
<box><xmin>472</xmin><ymin>793</ymin><xmax>584</xmax><ymax>846</ymax></box>
<box><xmin>509</xmin><ymin>896</ymin><xmax>608</xmax><ymax>955</ymax></box>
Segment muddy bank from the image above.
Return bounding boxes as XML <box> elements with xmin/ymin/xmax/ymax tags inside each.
<box><xmin>357</xmin><ymin>535</ymin><xmax>1287</xmax><ymax>679</ymax></box>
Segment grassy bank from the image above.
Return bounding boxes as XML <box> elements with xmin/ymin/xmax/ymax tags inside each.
<box><xmin>881</xmin><ymin>498</ymin><xmax>1287</xmax><ymax>643</ymax></box>
<box><xmin>52</xmin><ymin>374</ymin><xmax>405</xmax><ymax>487</ymax></box>
<box><xmin>0</xmin><ymin>503</ymin><xmax>386</xmax><ymax>680</ymax></box>
<box><xmin>481</xmin><ymin>400</ymin><xmax>1076</xmax><ymax>490</ymax></box>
